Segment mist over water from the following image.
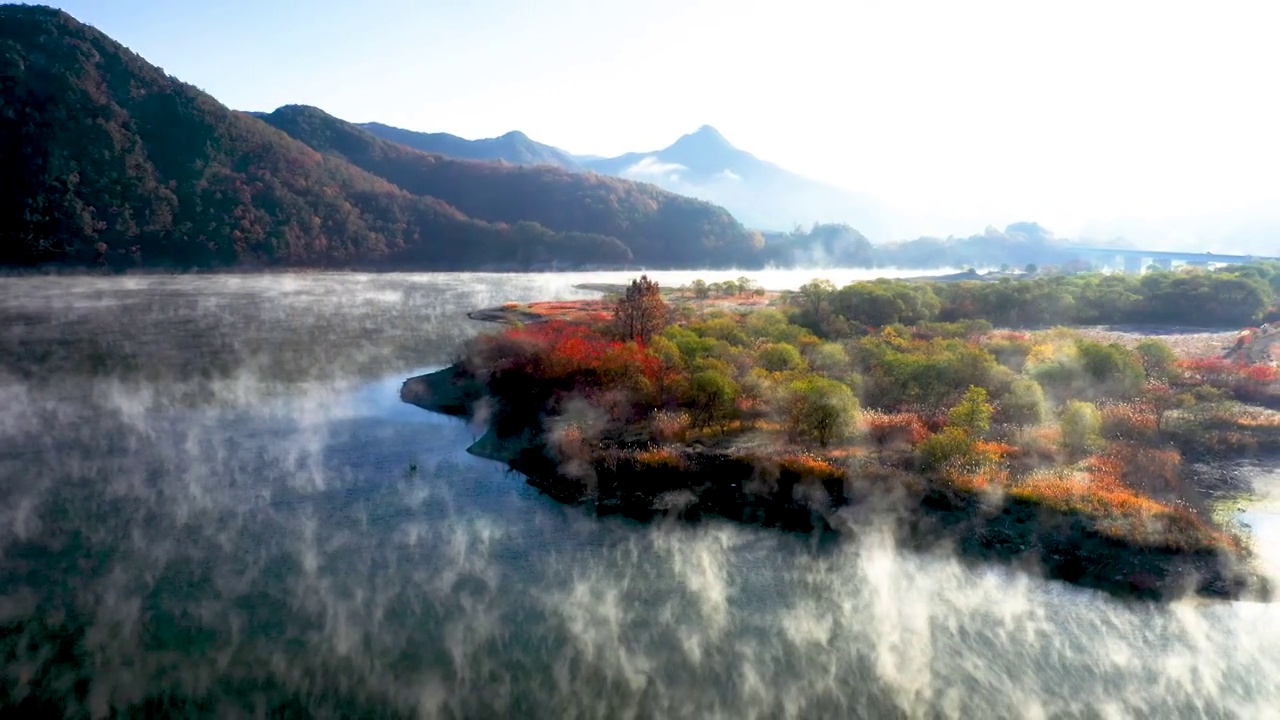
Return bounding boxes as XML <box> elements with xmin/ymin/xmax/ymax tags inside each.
<box><xmin>2</xmin><ymin>273</ymin><xmax>1279</xmax><ymax>718</ymax></box>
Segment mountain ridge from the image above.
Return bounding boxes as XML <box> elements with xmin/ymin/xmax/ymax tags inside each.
<box><xmin>361</xmin><ymin>120</ymin><xmax>896</xmax><ymax>238</ymax></box>
<box><xmin>0</xmin><ymin>6</ymin><xmax>757</xmax><ymax>270</ymax></box>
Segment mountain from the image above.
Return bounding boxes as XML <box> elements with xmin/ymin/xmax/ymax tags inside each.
<box><xmin>581</xmin><ymin>125</ymin><xmax>895</xmax><ymax>239</ymax></box>
<box><xmin>360</xmin><ymin>123</ymin><xmax>581</xmax><ymax>170</ymax></box>
<box><xmin>262</xmin><ymin>107</ymin><xmax>762</xmax><ymax>266</ymax></box>
<box><xmin>364</xmin><ymin>121</ymin><xmax>895</xmax><ymax>239</ymax></box>
<box><xmin>0</xmin><ymin>6</ymin><xmax>757</xmax><ymax>270</ymax></box>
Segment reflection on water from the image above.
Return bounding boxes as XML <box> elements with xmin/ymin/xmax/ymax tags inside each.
<box><xmin>1</xmin><ymin>273</ymin><xmax>1279</xmax><ymax>718</ymax></box>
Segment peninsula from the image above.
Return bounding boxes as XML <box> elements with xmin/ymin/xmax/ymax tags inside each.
<box><xmin>404</xmin><ymin>268</ymin><xmax>1280</xmax><ymax>601</ymax></box>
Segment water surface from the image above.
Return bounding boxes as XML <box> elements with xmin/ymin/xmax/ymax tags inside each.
<box><xmin>2</xmin><ymin>272</ymin><xmax>1278</xmax><ymax>718</ymax></box>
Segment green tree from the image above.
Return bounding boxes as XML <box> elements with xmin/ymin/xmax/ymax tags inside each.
<box><xmin>786</xmin><ymin>376</ymin><xmax>859</xmax><ymax>446</ymax></box>
<box><xmin>1135</xmin><ymin>338</ymin><xmax>1178</xmax><ymax>382</ymax></box>
<box><xmin>690</xmin><ymin>278</ymin><xmax>710</xmax><ymax>299</ymax></box>
<box><xmin>689</xmin><ymin>369</ymin><xmax>739</xmax><ymax>432</ymax></box>
<box><xmin>1075</xmin><ymin>340</ymin><xmax>1145</xmax><ymax>397</ymax></box>
<box><xmin>796</xmin><ymin>279</ymin><xmax>836</xmax><ymax>318</ymax></box>
<box><xmin>1001</xmin><ymin>378</ymin><xmax>1047</xmax><ymax>425</ymax></box>
<box><xmin>808</xmin><ymin>342</ymin><xmax>851</xmax><ymax>377</ymax></box>
<box><xmin>946</xmin><ymin>385</ymin><xmax>993</xmax><ymax>437</ymax></box>
<box><xmin>758</xmin><ymin>342</ymin><xmax>805</xmax><ymax>372</ymax></box>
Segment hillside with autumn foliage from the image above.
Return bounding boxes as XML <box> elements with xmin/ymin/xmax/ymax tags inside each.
<box><xmin>405</xmin><ymin>270</ymin><xmax>1280</xmax><ymax>600</ymax></box>
<box><xmin>0</xmin><ymin>6</ymin><xmax>755</xmax><ymax>270</ymax></box>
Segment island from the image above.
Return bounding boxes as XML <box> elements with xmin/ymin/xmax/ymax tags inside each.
<box><xmin>404</xmin><ymin>268</ymin><xmax>1280</xmax><ymax>601</ymax></box>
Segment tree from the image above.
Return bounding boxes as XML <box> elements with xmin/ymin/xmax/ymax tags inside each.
<box><xmin>946</xmin><ymin>386</ymin><xmax>993</xmax><ymax>437</ymax></box>
<box><xmin>757</xmin><ymin>343</ymin><xmax>805</xmax><ymax>372</ymax></box>
<box><xmin>614</xmin><ymin>275</ymin><xmax>667</xmax><ymax>344</ymax></box>
<box><xmin>1135</xmin><ymin>338</ymin><xmax>1178</xmax><ymax>382</ymax></box>
<box><xmin>786</xmin><ymin>376</ymin><xmax>859</xmax><ymax>446</ymax></box>
<box><xmin>1001</xmin><ymin>378</ymin><xmax>1047</xmax><ymax>425</ymax></box>
<box><xmin>1145</xmin><ymin>382</ymin><xmax>1194</xmax><ymax>433</ymax></box>
<box><xmin>689</xmin><ymin>369</ymin><xmax>739</xmax><ymax>432</ymax></box>
<box><xmin>796</xmin><ymin>279</ymin><xmax>836</xmax><ymax>318</ymax></box>
<box><xmin>690</xmin><ymin>278</ymin><xmax>710</xmax><ymax>299</ymax></box>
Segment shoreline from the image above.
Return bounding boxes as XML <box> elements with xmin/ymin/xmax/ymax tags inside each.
<box><xmin>402</xmin><ymin>363</ymin><xmax>1274</xmax><ymax>603</ymax></box>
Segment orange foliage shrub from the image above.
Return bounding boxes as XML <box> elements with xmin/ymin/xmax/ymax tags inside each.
<box><xmin>503</xmin><ymin>320</ymin><xmax>666</xmax><ymax>390</ymax></box>
<box><xmin>1176</xmin><ymin>358</ymin><xmax>1279</xmax><ymax>399</ymax></box>
<box><xmin>633</xmin><ymin>447</ymin><xmax>687</xmax><ymax>471</ymax></box>
<box><xmin>1099</xmin><ymin>402</ymin><xmax>1157</xmax><ymax>440</ymax></box>
<box><xmin>1105</xmin><ymin>442</ymin><xmax>1183</xmax><ymax>497</ymax></box>
<box><xmin>1015</xmin><ymin>424</ymin><xmax>1064</xmax><ymax>464</ymax></box>
<box><xmin>971</xmin><ymin>441</ymin><xmax>1018</xmax><ymax>464</ymax></box>
<box><xmin>1010</xmin><ymin>459</ymin><xmax>1227</xmax><ymax>551</ymax></box>
<box><xmin>940</xmin><ymin>464</ymin><xmax>1008</xmax><ymax>493</ymax></box>
<box><xmin>862</xmin><ymin>411</ymin><xmax>928</xmax><ymax>447</ymax></box>
<box><xmin>777</xmin><ymin>453</ymin><xmax>846</xmax><ymax>483</ymax></box>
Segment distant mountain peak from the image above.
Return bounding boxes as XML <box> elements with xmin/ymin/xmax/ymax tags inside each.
<box><xmin>674</xmin><ymin>124</ymin><xmax>734</xmax><ymax>151</ymax></box>
<box><xmin>500</xmin><ymin>130</ymin><xmax>529</xmax><ymax>141</ymax></box>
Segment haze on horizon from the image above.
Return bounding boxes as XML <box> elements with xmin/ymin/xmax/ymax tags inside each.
<box><xmin>38</xmin><ymin>0</ymin><xmax>1280</xmax><ymax>250</ymax></box>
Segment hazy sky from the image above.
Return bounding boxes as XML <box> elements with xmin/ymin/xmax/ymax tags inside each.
<box><xmin>44</xmin><ymin>0</ymin><xmax>1280</xmax><ymax>240</ymax></box>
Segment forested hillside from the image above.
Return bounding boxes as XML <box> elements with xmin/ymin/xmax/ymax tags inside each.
<box><xmin>0</xmin><ymin>6</ymin><xmax>756</xmax><ymax>270</ymax></box>
<box><xmin>261</xmin><ymin>106</ymin><xmax>763</xmax><ymax>267</ymax></box>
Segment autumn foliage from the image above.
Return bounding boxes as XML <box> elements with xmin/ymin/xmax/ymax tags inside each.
<box><xmin>614</xmin><ymin>275</ymin><xmax>668</xmax><ymax>344</ymax></box>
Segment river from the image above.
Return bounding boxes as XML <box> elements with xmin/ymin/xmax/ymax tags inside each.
<box><xmin>1</xmin><ymin>272</ymin><xmax>1278</xmax><ymax>718</ymax></box>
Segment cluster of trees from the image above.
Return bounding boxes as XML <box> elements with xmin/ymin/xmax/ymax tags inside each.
<box><xmin>469</xmin><ymin>282</ymin><xmax>1278</xmax><ymax>463</ymax></box>
<box><xmin>787</xmin><ymin>265</ymin><xmax>1280</xmax><ymax>333</ymax></box>
<box><xmin>756</xmin><ymin>222</ymin><xmax>1085</xmax><ymax>270</ymax></box>
<box><xmin>681</xmin><ymin>277</ymin><xmax>764</xmax><ymax>299</ymax></box>
<box><xmin>0</xmin><ymin>7</ymin><xmax>758</xmax><ymax>270</ymax></box>
<box><xmin>457</xmin><ymin>278</ymin><xmax>1280</xmax><ymax>560</ymax></box>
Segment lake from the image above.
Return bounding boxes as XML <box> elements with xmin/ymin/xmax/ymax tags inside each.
<box><xmin>2</xmin><ymin>271</ymin><xmax>1278</xmax><ymax>718</ymax></box>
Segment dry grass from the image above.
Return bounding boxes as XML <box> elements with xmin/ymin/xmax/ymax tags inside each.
<box><xmin>777</xmin><ymin>453</ymin><xmax>846</xmax><ymax>482</ymax></box>
<box><xmin>941</xmin><ymin>465</ymin><xmax>1009</xmax><ymax>493</ymax></box>
<box><xmin>632</xmin><ymin>446</ymin><xmax>688</xmax><ymax>471</ymax></box>
<box><xmin>1009</xmin><ymin>457</ymin><xmax>1231</xmax><ymax>552</ymax></box>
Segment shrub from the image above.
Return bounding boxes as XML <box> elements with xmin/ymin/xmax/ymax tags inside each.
<box><xmin>1000</xmin><ymin>378</ymin><xmax>1047</xmax><ymax>425</ymax></box>
<box><xmin>918</xmin><ymin>426</ymin><xmax>975</xmax><ymax>472</ymax></box>
<box><xmin>650</xmin><ymin>410</ymin><xmax>692</xmax><ymax>443</ymax></box>
<box><xmin>862</xmin><ymin>411</ymin><xmax>928</xmax><ymax>447</ymax></box>
<box><xmin>1099</xmin><ymin>402</ymin><xmax>1157</xmax><ymax>440</ymax></box>
<box><xmin>1076</xmin><ymin>340</ymin><xmax>1146</xmax><ymax>398</ymax></box>
<box><xmin>778</xmin><ymin>453</ymin><xmax>846</xmax><ymax>483</ymax></box>
<box><xmin>633</xmin><ymin>447</ymin><xmax>687</xmax><ymax>471</ymax></box>
<box><xmin>1060</xmin><ymin>400</ymin><xmax>1102</xmax><ymax>457</ymax></box>
<box><xmin>1010</xmin><ymin>463</ymin><xmax>1225</xmax><ymax>551</ymax></box>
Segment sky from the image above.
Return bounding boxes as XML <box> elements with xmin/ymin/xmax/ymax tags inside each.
<box><xmin>41</xmin><ymin>0</ymin><xmax>1280</xmax><ymax>244</ymax></box>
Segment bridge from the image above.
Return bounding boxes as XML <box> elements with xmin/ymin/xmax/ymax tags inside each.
<box><xmin>1066</xmin><ymin>247</ymin><xmax>1280</xmax><ymax>274</ymax></box>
